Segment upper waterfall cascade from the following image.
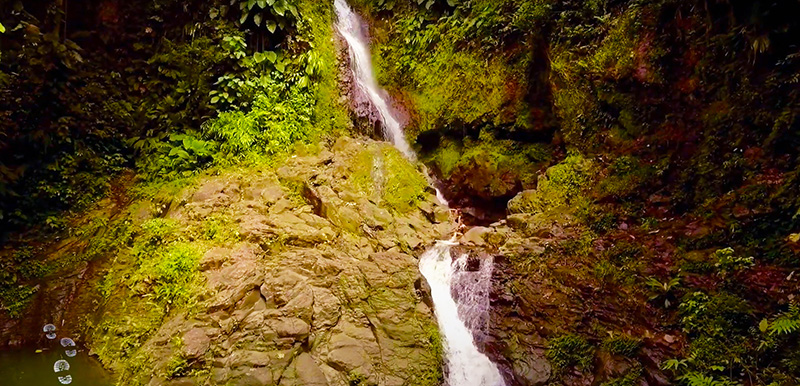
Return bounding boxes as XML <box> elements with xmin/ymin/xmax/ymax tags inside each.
<box><xmin>333</xmin><ymin>0</ymin><xmax>416</xmax><ymax>160</ymax></box>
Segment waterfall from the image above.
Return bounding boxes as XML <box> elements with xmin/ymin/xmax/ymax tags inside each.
<box><xmin>334</xmin><ymin>0</ymin><xmax>415</xmax><ymax>160</ymax></box>
<box><xmin>334</xmin><ymin>2</ymin><xmax>504</xmax><ymax>385</ymax></box>
<box><xmin>419</xmin><ymin>242</ymin><xmax>505</xmax><ymax>386</ymax></box>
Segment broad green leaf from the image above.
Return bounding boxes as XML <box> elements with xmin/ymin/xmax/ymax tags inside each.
<box><xmin>273</xmin><ymin>2</ymin><xmax>286</xmax><ymax>16</ymax></box>
<box><xmin>211</xmin><ymin>96</ymin><xmax>220</xmax><ymax>104</ymax></box>
<box><xmin>298</xmin><ymin>76</ymin><xmax>309</xmax><ymax>89</ymax></box>
<box><xmin>287</xmin><ymin>4</ymin><xmax>298</xmax><ymax>17</ymax></box>
<box><xmin>266</xmin><ymin>20</ymin><xmax>277</xmax><ymax>33</ymax></box>
<box><xmin>257</xmin><ymin>0</ymin><xmax>267</xmax><ymax>8</ymax></box>
<box><xmin>209</xmin><ymin>8</ymin><xmax>219</xmax><ymax>19</ymax></box>
<box><xmin>0</xmin><ymin>22</ymin><xmax>6</xmax><ymax>33</ymax></box>
<box><xmin>247</xmin><ymin>0</ymin><xmax>256</xmax><ymax>10</ymax></box>
<box><xmin>253</xmin><ymin>13</ymin><xmax>262</xmax><ymax>26</ymax></box>
<box><xmin>264</xmin><ymin>51</ymin><xmax>277</xmax><ymax>63</ymax></box>
<box><xmin>240</xmin><ymin>13</ymin><xmax>249</xmax><ymax>24</ymax></box>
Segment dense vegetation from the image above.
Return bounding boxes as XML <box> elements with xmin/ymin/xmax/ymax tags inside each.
<box><xmin>0</xmin><ymin>0</ymin><xmax>348</xmax><ymax>231</ymax></box>
<box><xmin>1</xmin><ymin>0</ymin><xmax>800</xmax><ymax>385</ymax></box>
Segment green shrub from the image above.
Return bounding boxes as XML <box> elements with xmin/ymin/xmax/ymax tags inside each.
<box><xmin>712</xmin><ymin>248</ymin><xmax>754</xmax><ymax>276</ymax></box>
<box><xmin>546</xmin><ymin>334</ymin><xmax>595</xmax><ymax>374</ymax></box>
<box><xmin>151</xmin><ymin>243</ymin><xmax>202</xmax><ymax>306</ymax></box>
<box><xmin>0</xmin><ymin>285</ymin><xmax>37</xmax><ymax>318</ymax></box>
<box><xmin>603</xmin><ymin>335</ymin><xmax>642</xmax><ymax>357</ymax></box>
<box><xmin>600</xmin><ymin>365</ymin><xmax>643</xmax><ymax>386</ymax></box>
<box><xmin>679</xmin><ymin>292</ymin><xmax>753</xmax><ymax>338</ymax></box>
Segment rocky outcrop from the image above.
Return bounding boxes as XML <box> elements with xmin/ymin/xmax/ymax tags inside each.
<box><xmin>139</xmin><ymin>138</ymin><xmax>452</xmax><ymax>385</ymax></box>
<box><xmin>1</xmin><ymin>137</ymin><xmax>452</xmax><ymax>386</ymax></box>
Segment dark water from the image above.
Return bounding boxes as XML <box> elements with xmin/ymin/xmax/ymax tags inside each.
<box><xmin>0</xmin><ymin>347</ymin><xmax>112</xmax><ymax>386</ymax></box>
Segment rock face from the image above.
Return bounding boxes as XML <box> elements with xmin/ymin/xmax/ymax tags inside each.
<box><xmin>0</xmin><ymin>138</ymin><xmax>452</xmax><ymax>386</ymax></box>
<box><xmin>464</xmin><ymin>190</ymin><xmax>672</xmax><ymax>386</ymax></box>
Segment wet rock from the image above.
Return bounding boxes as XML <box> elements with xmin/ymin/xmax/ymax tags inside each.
<box><xmin>512</xmin><ymin>351</ymin><xmax>551</xmax><ymax>386</ymax></box>
<box><xmin>326</xmin><ymin>335</ymin><xmax>373</xmax><ymax>376</ymax></box>
<box><xmin>199</xmin><ymin>247</ymin><xmax>231</xmax><ymax>271</ymax></box>
<box><xmin>462</xmin><ymin>226</ymin><xmax>492</xmax><ymax>246</ymax></box>
<box><xmin>507</xmin><ymin>189</ymin><xmax>538</xmax><ymax>214</ymax></box>
<box><xmin>192</xmin><ymin>179</ymin><xmax>228</xmax><ymax>202</ymax></box>
<box><xmin>311</xmin><ymin>288</ymin><xmax>341</xmax><ymax>329</ymax></box>
<box><xmin>205</xmin><ymin>245</ymin><xmax>263</xmax><ymax>312</ymax></box>
<box><xmin>360</xmin><ymin>202</ymin><xmax>393</xmax><ymax>229</ymax></box>
<box><xmin>280</xmin><ymin>353</ymin><xmax>329</xmax><ymax>386</ymax></box>
<box><xmin>268</xmin><ymin>317</ymin><xmax>311</xmax><ymax>341</ymax></box>
<box><xmin>182</xmin><ymin>328</ymin><xmax>211</xmax><ymax>360</ymax></box>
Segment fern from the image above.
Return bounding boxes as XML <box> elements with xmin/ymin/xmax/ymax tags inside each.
<box><xmin>768</xmin><ymin>304</ymin><xmax>800</xmax><ymax>336</ymax></box>
<box><xmin>680</xmin><ymin>372</ymin><xmax>740</xmax><ymax>386</ymax></box>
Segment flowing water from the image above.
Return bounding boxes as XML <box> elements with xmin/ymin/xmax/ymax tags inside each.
<box><xmin>334</xmin><ymin>0</ymin><xmax>416</xmax><ymax>160</ymax></box>
<box><xmin>419</xmin><ymin>243</ymin><xmax>505</xmax><ymax>386</ymax></box>
<box><xmin>334</xmin><ymin>2</ymin><xmax>504</xmax><ymax>384</ymax></box>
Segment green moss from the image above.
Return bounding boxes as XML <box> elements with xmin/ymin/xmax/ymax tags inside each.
<box><xmin>382</xmin><ymin>147</ymin><xmax>428</xmax><ymax>213</ymax></box>
<box><xmin>370</xmin><ymin>7</ymin><xmax>531</xmax><ymax>139</ymax></box>
<box><xmin>425</xmin><ymin>130</ymin><xmax>553</xmax><ymax>198</ymax></box>
<box><xmin>149</xmin><ymin>243</ymin><xmax>202</xmax><ymax>306</ymax></box>
<box><xmin>588</xmin><ymin>8</ymin><xmax>641</xmax><ymax>78</ymax></box>
<box><xmin>349</xmin><ymin>148</ymin><xmax>378</xmax><ymax>198</ymax></box>
<box><xmin>348</xmin><ymin>145</ymin><xmax>428</xmax><ymax>214</ymax></box>
<box><xmin>509</xmin><ymin>154</ymin><xmax>595</xmax><ymax>214</ymax></box>
<box><xmin>197</xmin><ymin>214</ymin><xmax>241</xmax><ymax>245</ymax></box>
<box><xmin>407</xmin><ymin>322</ymin><xmax>445</xmax><ymax>386</ymax></box>
<box><xmin>430</xmin><ymin>141</ymin><xmax>462</xmax><ymax>177</ymax></box>
<box><xmin>280</xmin><ymin>178</ymin><xmax>308</xmax><ymax>206</ymax></box>
<box><xmin>297</xmin><ymin>0</ymin><xmax>352</xmax><ymax>137</ymax></box>
<box><xmin>165</xmin><ymin>352</ymin><xmax>191</xmax><ymax>379</ymax></box>
<box><xmin>598</xmin><ymin>156</ymin><xmax>656</xmax><ymax>199</ymax></box>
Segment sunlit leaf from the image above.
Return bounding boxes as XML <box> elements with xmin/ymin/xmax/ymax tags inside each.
<box><xmin>273</xmin><ymin>2</ymin><xmax>286</xmax><ymax>16</ymax></box>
